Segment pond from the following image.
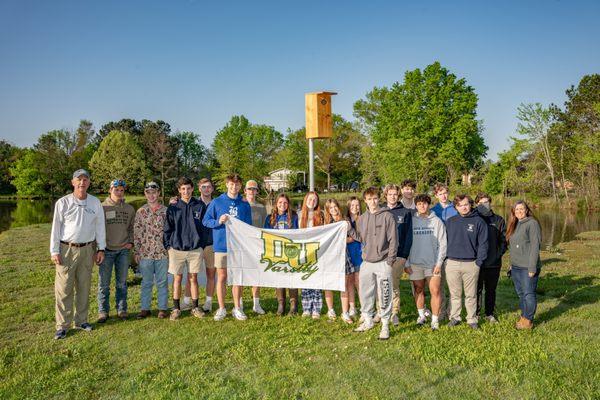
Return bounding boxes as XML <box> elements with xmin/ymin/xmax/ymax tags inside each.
<box><xmin>0</xmin><ymin>198</ymin><xmax>598</xmax><ymax>249</ymax></box>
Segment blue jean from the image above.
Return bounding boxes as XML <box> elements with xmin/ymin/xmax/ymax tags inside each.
<box><xmin>98</xmin><ymin>249</ymin><xmax>130</xmax><ymax>314</ymax></box>
<box><xmin>511</xmin><ymin>266</ymin><xmax>540</xmax><ymax>321</ymax></box>
<box><xmin>139</xmin><ymin>258</ymin><xmax>169</xmax><ymax>311</ymax></box>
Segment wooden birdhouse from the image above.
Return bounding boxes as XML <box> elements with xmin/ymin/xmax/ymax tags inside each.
<box><xmin>305</xmin><ymin>91</ymin><xmax>337</xmax><ymax>139</ymax></box>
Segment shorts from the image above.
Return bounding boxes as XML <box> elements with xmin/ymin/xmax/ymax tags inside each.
<box><xmin>203</xmin><ymin>245</ymin><xmax>215</xmax><ymax>269</ymax></box>
<box><xmin>214</xmin><ymin>252</ymin><xmax>227</xmax><ymax>269</ymax></box>
<box><xmin>408</xmin><ymin>265</ymin><xmax>434</xmax><ymax>281</ymax></box>
<box><xmin>168</xmin><ymin>248</ymin><xmax>203</xmax><ymax>275</ymax></box>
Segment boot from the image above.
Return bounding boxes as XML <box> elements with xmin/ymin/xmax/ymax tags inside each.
<box><xmin>276</xmin><ymin>289</ymin><xmax>286</xmax><ymax>316</ymax></box>
<box><xmin>515</xmin><ymin>316</ymin><xmax>526</xmax><ymax>329</ymax></box>
<box><xmin>379</xmin><ymin>319</ymin><xmax>390</xmax><ymax>340</ymax></box>
<box><xmin>288</xmin><ymin>298</ymin><xmax>298</xmax><ymax>316</ymax></box>
<box><xmin>517</xmin><ymin>317</ymin><xmax>534</xmax><ymax>330</ymax></box>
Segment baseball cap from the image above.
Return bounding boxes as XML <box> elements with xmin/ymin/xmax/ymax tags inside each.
<box><xmin>245</xmin><ymin>180</ymin><xmax>259</xmax><ymax>190</ymax></box>
<box><xmin>72</xmin><ymin>169</ymin><xmax>90</xmax><ymax>179</ymax></box>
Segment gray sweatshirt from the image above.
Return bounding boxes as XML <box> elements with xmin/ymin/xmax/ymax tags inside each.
<box><xmin>509</xmin><ymin>216</ymin><xmax>542</xmax><ymax>273</ymax></box>
<box><xmin>407</xmin><ymin>212</ymin><xmax>447</xmax><ymax>268</ymax></box>
<box><xmin>348</xmin><ymin>207</ymin><xmax>398</xmax><ymax>265</ymax></box>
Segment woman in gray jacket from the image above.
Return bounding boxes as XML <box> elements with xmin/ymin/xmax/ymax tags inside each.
<box><xmin>506</xmin><ymin>201</ymin><xmax>542</xmax><ymax>330</ymax></box>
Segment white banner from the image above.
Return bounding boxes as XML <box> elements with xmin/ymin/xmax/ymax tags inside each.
<box><xmin>226</xmin><ymin>218</ymin><xmax>347</xmax><ymax>291</ymax></box>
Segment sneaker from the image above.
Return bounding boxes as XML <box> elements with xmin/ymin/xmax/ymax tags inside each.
<box><xmin>181</xmin><ymin>299</ymin><xmax>192</xmax><ymax>311</ymax></box>
<box><xmin>75</xmin><ymin>322</ymin><xmax>93</xmax><ymax>332</ymax></box>
<box><xmin>302</xmin><ymin>311</ymin><xmax>311</xmax><ymax>318</ymax></box>
<box><xmin>137</xmin><ymin>310</ymin><xmax>151</xmax><ymax>319</ymax></box>
<box><xmin>373</xmin><ymin>313</ymin><xmax>381</xmax><ymax>324</ymax></box>
<box><xmin>485</xmin><ymin>315</ymin><xmax>499</xmax><ymax>324</ymax></box>
<box><xmin>354</xmin><ymin>320</ymin><xmax>375</xmax><ymax>332</ymax></box>
<box><xmin>348</xmin><ymin>307</ymin><xmax>357</xmax><ymax>318</ymax></box>
<box><xmin>391</xmin><ymin>313</ymin><xmax>399</xmax><ymax>326</ymax></box>
<box><xmin>117</xmin><ymin>311</ymin><xmax>128</xmax><ymax>321</ymax></box>
<box><xmin>54</xmin><ymin>329</ymin><xmax>67</xmax><ymax>340</ymax></box>
<box><xmin>341</xmin><ymin>312</ymin><xmax>353</xmax><ymax>324</ymax></box>
<box><xmin>253</xmin><ymin>304</ymin><xmax>266</xmax><ymax>315</ymax></box>
<box><xmin>169</xmin><ymin>309</ymin><xmax>181</xmax><ymax>321</ymax></box>
<box><xmin>327</xmin><ymin>309</ymin><xmax>337</xmax><ymax>321</ymax></box>
<box><xmin>358</xmin><ymin>314</ymin><xmax>365</xmax><ymax>323</ymax></box>
<box><xmin>311</xmin><ymin>311</ymin><xmax>320</xmax><ymax>319</ymax></box>
<box><xmin>191</xmin><ymin>307</ymin><xmax>205</xmax><ymax>319</ymax></box>
<box><xmin>201</xmin><ymin>302</ymin><xmax>212</xmax><ymax>314</ymax></box>
<box><xmin>379</xmin><ymin>321</ymin><xmax>390</xmax><ymax>340</ymax></box>
<box><xmin>157</xmin><ymin>310</ymin><xmax>168</xmax><ymax>319</ymax></box>
<box><xmin>416</xmin><ymin>315</ymin><xmax>427</xmax><ymax>326</ymax></box>
<box><xmin>214</xmin><ymin>308</ymin><xmax>227</xmax><ymax>321</ymax></box>
<box><xmin>424</xmin><ymin>308</ymin><xmax>431</xmax><ymax>318</ymax></box>
<box><xmin>468</xmin><ymin>323</ymin><xmax>479</xmax><ymax>330</ymax></box>
<box><xmin>232</xmin><ymin>308</ymin><xmax>247</xmax><ymax>321</ymax></box>
<box><xmin>431</xmin><ymin>321</ymin><xmax>440</xmax><ymax>331</ymax></box>
<box><xmin>447</xmin><ymin>319</ymin><xmax>461</xmax><ymax>327</ymax></box>
<box><xmin>97</xmin><ymin>313</ymin><xmax>108</xmax><ymax>324</ymax></box>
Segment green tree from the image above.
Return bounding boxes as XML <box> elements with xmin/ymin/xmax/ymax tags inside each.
<box><xmin>9</xmin><ymin>150</ymin><xmax>46</xmax><ymax>196</ymax></box>
<box><xmin>354</xmin><ymin>62</ymin><xmax>487</xmax><ymax>187</ymax></box>
<box><xmin>211</xmin><ymin>116</ymin><xmax>251</xmax><ymax>190</ymax></box>
<box><xmin>173</xmin><ymin>131</ymin><xmax>211</xmax><ymax>179</ymax></box>
<box><xmin>0</xmin><ymin>140</ymin><xmax>20</xmax><ymax>194</ymax></box>
<box><xmin>244</xmin><ymin>124</ymin><xmax>284</xmax><ymax>182</ymax></box>
<box><xmin>89</xmin><ymin>130</ymin><xmax>150</xmax><ymax>193</ymax></box>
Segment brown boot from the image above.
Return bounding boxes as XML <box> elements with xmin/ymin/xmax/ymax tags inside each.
<box><xmin>515</xmin><ymin>316</ymin><xmax>525</xmax><ymax>329</ymax></box>
<box><xmin>137</xmin><ymin>310</ymin><xmax>151</xmax><ymax>319</ymax></box>
<box><xmin>157</xmin><ymin>310</ymin><xmax>168</xmax><ymax>319</ymax></box>
<box><xmin>276</xmin><ymin>301</ymin><xmax>285</xmax><ymax>316</ymax></box>
<box><xmin>518</xmin><ymin>317</ymin><xmax>534</xmax><ymax>330</ymax></box>
<box><xmin>288</xmin><ymin>298</ymin><xmax>298</xmax><ymax>316</ymax></box>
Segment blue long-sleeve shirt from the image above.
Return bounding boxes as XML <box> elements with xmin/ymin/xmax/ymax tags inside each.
<box><xmin>446</xmin><ymin>210</ymin><xmax>489</xmax><ymax>267</ymax></box>
<box><xmin>163</xmin><ymin>198</ymin><xmax>209</xmax><ymax>251</ymax></box>
<box><xmin>202</xmin><ymin>193</ymin><xmax>252</xmax><ymax>253</ymax></box>
<box><xmin>263</xmin><ymin>212</ymin><xmax>298</xmax><ymax>229</ymax></box>
<box><xmin>431</xmin><ymin>202</ymin><xmax>458</xmax><ymax>224</ymax></box>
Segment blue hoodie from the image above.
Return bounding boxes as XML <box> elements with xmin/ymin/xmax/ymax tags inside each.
<box><xmin>202</xmin><ymin>193</ymin><xmax>252</xmax><ymax>253</ymax></box>
<box><xmin>163</xmin><ymin>197</ymin><xmax>209</xmax><ymax>251</ymax></box>
<box><xmin>263</xmin><ymin>212</ymin><xmax>298</xmax><ymax>229</ymax></box>
<box><xmin>431</xmin><ymin>202</ymin><xmax>458</xmax><ymax>224</ymax></box>
<box><xmin>446</xmin><ymin>209</ymin><xmax>489</xmax><ymax>267</ymax></box>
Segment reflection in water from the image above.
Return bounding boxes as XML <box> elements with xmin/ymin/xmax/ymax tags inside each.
<box><xmin>0</xmin><ymin>199</ymin><xmax>598</xmax><ymax>248</ymax></box>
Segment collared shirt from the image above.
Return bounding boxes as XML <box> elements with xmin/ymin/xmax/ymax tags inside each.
<box><xmin>50</xmin><ymin>193</ymin><xmax>106</xmax><ymax>255</ymax></box>
<box><xmin>134</xmin><ymin>203</ymin><xmax>168</xmax><ymax>260</ymax></box>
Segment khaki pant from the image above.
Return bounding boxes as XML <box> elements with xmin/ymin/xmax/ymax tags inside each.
<box><xmin>445</xmin><ymin>259</ymin><xmax>480</xmax><ymax>324</ymax></box>
<box><xmin>55</xmin><ymin>243</ymin><xmax>95</xmax><ymax>330</ymax></box>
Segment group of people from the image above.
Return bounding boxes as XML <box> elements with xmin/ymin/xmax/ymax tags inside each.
<box><xmin>50</xmin><ymin>169</ymin><xmax>542</xmax><ymax>341</ymax></box>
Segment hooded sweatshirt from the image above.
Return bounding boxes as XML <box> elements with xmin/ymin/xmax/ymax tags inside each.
<box><xmin>407</xmin><ymin>212</ymin><xmax>447</xmax><ymax>268</ymax></box>
<box><xmin>383</xmin><ymin>203</ymin><xmax>413</xmax><ymax>259</ymax></box>
<box><xmin>431</xmin><ymin>202</ymin><xmax>458</xmax><ymax>224</ymax></box>
<box><xmin>476</xmin><ymin>205</ymin><xmax>507</xmax><ymax>268</ymax></box>
<box><xmin>202</xmin><ymin>193</ymin><xmax>252</xmax><ymax>253</ymax></box>
<box><xmin>509</xmin><ymin>216</ymin><xmax>542</xmax><ymax>274</ymax></box>
<box><xmin>163</xmin><ymin>197</ymin><xmax>208</xmax><ymax>251</ymax></box>
<box><xmin>446</xmin><ymin>209</ymin><xmax>489</xmax><ymax>267</ymax></box>
<box><xmin>263</xmin><ymin>212</ymin><xmax>299</xmax><ymax>229</ymax></box>
<box><xmin>348</xmin><ymin>207</ymin><xmax>398</xmax><ymax>265</ymax></box>
<box><xmin>102</xmin><ymin>197</ymin><xmax>135</xmax><ymax>251</ymax></box>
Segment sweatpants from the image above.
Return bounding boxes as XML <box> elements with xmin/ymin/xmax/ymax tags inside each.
<box><xmin>446</xmin><ymin>259</ymin><xmax>480</xmax><ymax>324</ymax></box>
<box><xmin>359</xmin><ymin>260</ymin><xmax>393</xmax><ymax>322</ymax></box>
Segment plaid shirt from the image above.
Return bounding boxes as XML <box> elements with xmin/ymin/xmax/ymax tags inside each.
<box><xmin>134</xmin><ymin>203</ymin><xmax>168</xmax><ymax>260</ymax></box>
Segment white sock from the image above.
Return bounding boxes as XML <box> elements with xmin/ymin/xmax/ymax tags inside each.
<box><xmin>253</xmin><ymin>297</ymin><xmax>260</xmax><ymax>307</ymax></box>
<box><xmin>349</xmin><ymin>303</ymin><xmax>355</xmax><ymax>311</ymax></box>
<box><xmin>432</xmin><ymin>315</ymin><xmax>439</xmax><ymax>323</ymax></box>
<box><xmin>205</xmin><ymin>296</ymin><xmax>212</xmax><ymax>304</ymax></box>
<box><xmin>418</xmin><ymin>308</ymin><xmax>425</xmax><ymax>318</ymax></box>
<box><xmin>183</xmin><ymin>296</ymin><xmax>191</xmax><ymax>304</ymax></box>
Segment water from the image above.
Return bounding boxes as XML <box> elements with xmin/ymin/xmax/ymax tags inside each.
<box><xmin>0</xmin><ymin>199</ymin><xmax>598</xmax><ymax>249</ymax></box>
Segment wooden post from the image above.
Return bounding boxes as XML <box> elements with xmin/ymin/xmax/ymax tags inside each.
<box><xmin>305</xmin><ymin>91</ymin><xmax>337</xmax><ymax>191</ymax></box>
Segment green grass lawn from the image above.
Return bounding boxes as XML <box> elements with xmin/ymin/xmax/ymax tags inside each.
<box><xmin>1</xmin><ymin>225</ymin><xmax>599</xmax><ymax>399</ymax></box>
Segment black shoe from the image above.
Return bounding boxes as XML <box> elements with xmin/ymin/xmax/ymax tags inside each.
<box><xmin>447</xmin><ymin>319</ymin><xmax>461</xmax><ymax>327</ymax></box>
<box><xmin>97</xmin><ymin>313</ymin><xmax>108</xmax><ymax>323</ymax></box>
<box><xmin>54</xmin><ymin>329</ymin><xmax>67</xmax><ymax>340</ymax></box>
<box><xmin>76</xmin><ymin>322</ymin><xmax>93</xmax><ymax>332</ymax></box>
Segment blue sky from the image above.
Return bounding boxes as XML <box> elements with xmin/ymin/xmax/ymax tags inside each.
<box><xmin>1</xmin><ymin>0</ymin><xmax>599</xmax><ymax>159</ymax></box>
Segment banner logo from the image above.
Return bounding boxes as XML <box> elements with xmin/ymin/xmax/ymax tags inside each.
<box><xmin>260</xmin><ymin>231</ymin><xmax>320</xmax><ymax>280</ymax></box>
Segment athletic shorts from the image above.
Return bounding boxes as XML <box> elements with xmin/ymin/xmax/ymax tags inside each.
<box><xmin>168</xmin><ymin>248</ymin><xmax>203</xmax><ymax>275</ymax></box>
<box><xmin>408</xmin><ymin>265</ymin><xmax>434</xmax><ymax>281</ymax></box>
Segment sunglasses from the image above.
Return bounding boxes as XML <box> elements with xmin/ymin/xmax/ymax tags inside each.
<box><xmin>111</xmin><ymin>179</ymin><xmax>127</xmax><ymax>188</ymax></box>
<box><xmin>145</xmin><ymin>183</ymin><xmax>159</xmax><ymax>191</ymax></box>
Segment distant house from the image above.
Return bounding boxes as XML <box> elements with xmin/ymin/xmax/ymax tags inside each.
<box><xmin>263</xmin><ymin>168</ymin><xmax>305</xmax><ymax>192</ymax></box>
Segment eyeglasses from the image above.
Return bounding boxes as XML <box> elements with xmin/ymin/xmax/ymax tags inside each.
<box><xmin>145</xmin><ymin>183</ymin><xmax>159</xmax><ymax>190</ymax></box>
<box><xmin>200</xmin><ymin>185</ymin><xmax>212</xmax><ymax>189</ymax></box>
<box><xmin>111</xmin><ymin>179</ymin><xmax>127</xmax><ymax>188</ymax></box>
<box><xmin>246</xmin><ymin>187</ymin><xmax>258</xmax><ymax>191</ymax></box>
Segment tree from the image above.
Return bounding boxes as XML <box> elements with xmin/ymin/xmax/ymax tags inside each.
<box><xmin>211</xmin><ymin>116</ymin><xmax>251</xmax><ymax>190</ymax></box>
<box><xmin>173</xmin><ymin>131</ymin><xmax>211</xmax><ymax>179</ymax></box>
<box><xmin>89</xmin><ymin>130</ymin><xmax>150</xmax><ymax>193</ymax></box>
<box><xmin>516</xmin><ymin>103</ymin><xmax>558</xmax><ymax>202</ymax></box>
<box><xmin>354</xmin><ymin>62</ymin><xmax>487</xmax><ymax>188</ymax></box>
<box><xmin>244</xmin><ymin>124</ymin><xmax>284</xmax><ymax>182</ymax></box>
<box><xmin>0</xmin><ymin>140</ymin><xmax>20</xmax><ymax>194</ymax></box>
<box><xmin>96</xmin><ymin>119</ymin><xmax>140</xmax><ymax>144</ymax></box>
<box><xmin>9</xmin><ymin>150</ymin><xmax>46</xmax><ymax>196</ymax></box>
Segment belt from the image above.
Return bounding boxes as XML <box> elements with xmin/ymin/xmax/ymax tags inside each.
<box><xmin>60</xmin><ymin>240</ymin><xmax>94</xmax><ymax>248</ymax></box>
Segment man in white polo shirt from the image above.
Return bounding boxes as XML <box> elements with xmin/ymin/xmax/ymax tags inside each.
<box><xmin>50</xmin><ymin>169</ymin><xmax>106</xmax><ymax>340</ymax></box>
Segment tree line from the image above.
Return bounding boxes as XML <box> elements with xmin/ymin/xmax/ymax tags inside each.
<box><xmin>1</xmin><ymin>62</ymin><xmax>598</xmax><ymax>207</ymax></box>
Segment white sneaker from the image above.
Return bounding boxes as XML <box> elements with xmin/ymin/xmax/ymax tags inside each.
<box><xmin>202</xmin><ymin>302</ymin><xmax>212</xmax><ymax>313</ymax></box>
<box><xmin>327</xmin><ymin>309</ymin><xmax>337</xmax><ymax>321</ymax></box>
<box><xmin>373</xmin><ymin>313</ymin><xmax>381</xmax><ymax>324</ymax></box>
<box><xmin>181</xmin><ymin>299</ymin><xmax>192</xmax><ymax>311</ymax></box>
<box><xmin>232</xmin><ymin>308</ymin><xmax>247</xmax><ymax>321</ymax></box>
<box><xmin>358</xmin><ymin>314</ymin><xmax>365</xmax><ymax>323</ymax></box>
<box><xmin>302</xmin><ymin>311</ymin><xmax>311</xmax><ymax>318</ymax></box>
<box><xmin>391</xmin><ymin>313</ymin><xmax>399</xmax><ymax>326</ymax></box>
<box><xmin>431</xmin><ymin>320</ymin><xmax>440</xmax><ymax>331</ymax></box>
<box><xmin>252</xmin><ymin>304</ymin><xmax>266</xmax><ymax>315</ymax></box>
<box><xmin>213</xmin><ymin>308</ymin><xmax>227</xmax><ymax>321</ymax></box>
<box><xmin>341</xmin><ymin>312</ymin><xmax>353</xmax><ymax>324</ymax></box>
<box><xmin>311</xmin><ymin>311</ymin><xmax>320</xmax><ymax>319</ymax></box>
<box><xmin>354</xmin><ymin>319</ymin><xmax>374</xmax><ymax>332</ymax></box>
<box><xmin>348</xmin><ymin>307</ymin><xmax>357</xmax><ymax>318</ymax></box>
<box><xmin>416</xmin><ymin>315</ymin><xmax>427</xmax><ymax>326</ymax></box>
<box><xmin>379</xmin><ymin>321</ymin><xmax>390</xmax><ymax>340</ymax></box>
<box><xmin>424</xmin><ymin>308</ymin><xmax>431</xmax><ymax>318</ymax></box>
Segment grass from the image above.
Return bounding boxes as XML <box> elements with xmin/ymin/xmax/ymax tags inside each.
<box><xmin>1</xmin><ymin>225</ymin><xmax>599</xmax><ymax>399</ymax></box>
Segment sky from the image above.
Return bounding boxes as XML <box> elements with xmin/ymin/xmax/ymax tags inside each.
<box><xmin>1</xmin><ymin>0</ymin><xmax>599</xmax><ymax>160</ymax></box>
